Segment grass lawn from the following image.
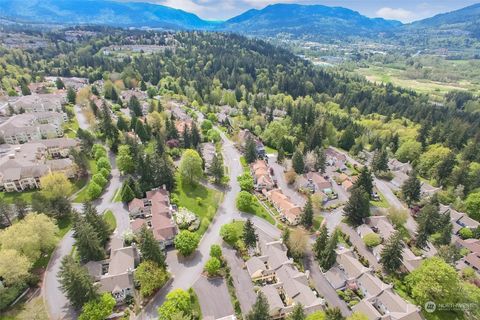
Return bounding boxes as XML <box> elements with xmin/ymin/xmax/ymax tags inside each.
<box><xmin>103</xmin><ymin>210</ymin><xmax>117</xmax><ymax>232</ymax></box>
<box><xmin>243</xmin><ymin>196</ymin><xmax>275</xmax><ymax>225</ymax></box>
<box><xmin>63</xmin><ymin>117</ymin><xmax>79</xmax><ymax>139</ymax></box>
<box><xmin>0</xmin><ymin>296</ymin><xmax>48</xmax><ymax>320</ymax></box>
<box><xmin>370</xmin><ymin>190</ymin><xmax>389</xmax><ymax>208</ymax></box>
<box><xmin>264</xmin><ymin>145</ymin><xmax>277</xmax><ymax>155</ymax></box>
<box><xmin>112</xmin><ymin>187</ymin><xmax>123</xmax><ymax>202</ymax></box>
<box><xmin>240</xmin><ymin>156</ymin><xmax>248</xmax><ymax>172</ymax></box>
<box><xmin>73</xmin><ymin>158</ymin><xmax>99</xmax><ymax>203</ymax></box>
<box><xmin>313</xmin><ymin>215</ymin><xmax>324</xmax><ymax>230</ymax></box>
<box><xmin>188</xmin><ymin>288</ymin><xmax>202</xmax><ymax>320</ymax></box>
<box><xmin>0</xmin><ymin>190</ymin><xmax>37</xmax><ymax>204</ymax></box>
<box><xmin>174</xmin><ymin>175</ymin><xmax>223</xmax><ymax>236</ymax></box>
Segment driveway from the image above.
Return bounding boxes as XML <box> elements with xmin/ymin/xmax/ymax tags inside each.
<box><xmin>193</xmin><ymin>276</ymin><xmax>234</xmax><ymax>319</ymax></box>
<box><xmin>221</xmin><ymin>243</ymin><xmax>257</xmax><ymax>315</ymax></box>
<box><xmin>43</xmin><ymin>107</ymin><xmax>130</xmax><ymax>320</ymax></box>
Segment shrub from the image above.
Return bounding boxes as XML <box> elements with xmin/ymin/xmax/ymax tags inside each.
<box><xmin>236</xmin><ymin>191</ymin><xmax>253</xmax><ymax>212</ymax></box>
<box><xmin>363</xmin><ymin>233</ymin><xmax>382</xmax><ymax>248</ymax></box>
<box><xmin>87</xmin><ymin>181</ymin><xmax>103</xmax><ymax>200</ymax></box>
<box><xmin>210</xmin><ymin>244</ymin><xmax>222</xmax><ymax>259</ymax></box>
<box><xmin>174</xmin><ymin>231</ymin><xmax>200</xmax><ymax>256</ymax></box>
<box><xmin>459</xmin><ymin>227</ymin><xmax>474</xmax><ymax>240</ymax></box>
<box><xmin>92</xmin><ymin>173</ymin><xmax>107</xmax><ymax>188</ymax></box>
<box><xmin>285</xmin><ymin>170</ymin><xmax>297</xmax><ymax>185</ymax></box>
<box><xmin>99</xmin><ymin>167</ymin><xmax>111</xmax><ymax>179</ymax></box>
<box><xmin>96</xmin><ymin>157</ymin><xmax>111</xmax><ymax>171</ymax></box>
<box><xmin>205</xmin><ymin>257</ymin><xmax>221</xmax><ymax>276</ymax></box>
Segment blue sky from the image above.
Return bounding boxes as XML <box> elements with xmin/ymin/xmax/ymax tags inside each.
<box><xmin>143</xmin><ymin>0</ymin><xmax>479</xmax><ymax>22</ymax></box>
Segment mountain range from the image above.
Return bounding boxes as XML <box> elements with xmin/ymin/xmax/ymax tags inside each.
<box><xmin>0</xmin><ymin>0</ymin><xmax>479</xmax><ymax>43</ymax></box>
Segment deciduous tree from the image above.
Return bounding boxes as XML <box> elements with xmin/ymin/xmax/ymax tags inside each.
<box><xmin>174</xmin><ymin>230</ymin><xmax>200</xmax><ymax>256</ymax></box>
<box><xmin>179</xmin><ymin>149</ymin><xmax>203</xmax><ymax>185</ymax></box>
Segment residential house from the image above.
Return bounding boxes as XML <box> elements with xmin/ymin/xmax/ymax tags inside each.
<box><xmin>325</xmin><ymin>147</ymin><xmax>347</xmax><ymax>170</ymax></box>
<box><xmin>85</xmin><ymin>237</ymin><xmax>139</xmax><ymax>303</ymax></box>
<box><xmin>6</xmin><ymin>93</ymin><xmax>65</xmax><ymax>115</ymax></box>
<box><xmin>325</xmin><ymin>248</ymin><xmax>421</xmax><ymax>320</ymax></box>
<box><xmin>455</xmin><ymin>238</ymin><xmax>480</xmax><ymax>275</ymax></box>
<box><xmin>129</xmin><ymin>188</ymin><xmax>178</xmax><ymax>248</ymax></box>
<box><xmin>441</xmin><ymin>205</ymin><xmax>480</xmax><ymax>235</ymax></box>
<box><xmin>388</xmin><ymin>159</ymin><xmax>412</xmax><ymax>175</ymax></box>
<box><xmin>246</xmin><ymin>240</ymin><xmax>324</xmax><ymax>318</ymax></box>
<box><xmin>296</xmin><ymin>172</ymin><xmax>334</xmax><ymax>199</ymax></box>
<box><xmin>0</xmin><ymin>138</ymin><xmax>79</xmax><ymax>192</ymax></box>
<box><xmin>200</xmin><ymin>142</ymin><xmax>216</xmax><ymax>170</ymax></box>
<box><xmin>236</xmin><ymin>129</ymin><xmax>266</xmax><ymax>158</ymax></box>
<box><xmin>264</xmin><ymin>189</ymin><xmax>302</xmax><ymax>225</ymax></box>
<box><xmin>251</xmin><ymin>159</ymin><xmax>275</xmax><ymax>191</ymax></box>
<box><xmin>0</xmin><ymin>112</ymin><xmax>66</xmax><ymax>144</ymax></box>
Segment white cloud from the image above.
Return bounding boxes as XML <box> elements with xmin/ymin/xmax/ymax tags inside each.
<box><xmin>376</xmin><ymin>7</ymin><xmax>415</xmax><ymax>21</ymax></box>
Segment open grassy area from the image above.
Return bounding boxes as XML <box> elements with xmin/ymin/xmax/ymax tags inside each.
<box><xmin>174</xmin><ymin>175</ymin><xmax>223</xmax><ymax>236</ymax></box>
<box><xmin>313</xmin><ymin>215</ymin><xmax>324</xmax><ymax>230</ymax></box>
<box><xmin>73</xmin><ymin>158</ymin><xmax>99</xmax><ymax>203</ymax></box>
<box><xmin>103</xmin><ymin>210</ymin><xmax>117</xmax><ymax>232</ymax></box>
<box><xmin>240</xmin><ymin>156</ymin><xmax>249</xmax><ymax>172</ymax></box>
<box><xmin>0</xmin><ymin>296</ymin><xmax>48</xmax><ymax>320</ymax></box>
<box><xmin>0</xmin><ymin>190</ymin><xmax>37</xmax><ymax>204</ymax></box>
<box><xmin>264</xmin><ymin>145</ymin><xmax>277</xmax><ymax>155</ymax></box>
<box><xmin>243</xmin><ymin>196</ymin><xmax>276</xmax><ymax>225</ymax></box>
<box><xmin>370</xmin><ymin>190</ymin><xmax>389</xmax><ymax>208</ymax></box>
<box><xmin>112</xmin><ymin>187</ymin><xmax>123</xmax><ymax>202</ymax></box>
<box><xmin>357</xmin><ymin>65</ymin><xmax>480</xmax><ymax>103</ymax></box>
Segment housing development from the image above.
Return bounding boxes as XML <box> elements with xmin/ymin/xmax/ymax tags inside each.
<box><xmin>0</xmin><ymin>2</ymin><xmax>480</xmax><ymax>320</ymax></box>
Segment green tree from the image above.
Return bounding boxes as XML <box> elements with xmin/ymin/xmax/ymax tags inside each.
<box><xmin>138</xmin><ymin>225</ymin><xmax>166</xmax><ymax>267</ymax></box>
<box><xmin>116</xmin><ymin>145</ymin><xmax>135</xmax><ymax>174</ymax></box>
<box><xmin>220</xmin><ymin>223</ymin><xmax>242</xmax><ymax>245</ymax></box>
<box><xmin>83</xmin><ymin>202</ymin><xmax>111</xmax><ymax>246</ymax></box>
<box><xmin>243</xmin><ymin>219</ymin><xmax>258</xmax><ymax>249</ymax></box>
<box><xmin>245</xmin><ymin>136</ymin><xmax>258</xmax><ymax>164</ymax></box>
<box><xmin>78</xmin><ymin>293</ymin><xmax>115</xmax><ymax>320</ymax></box>
<box><xmin>236</xmin><ymin>191</ymin><xmax>254</xmax><ymax>212</ymax></box>
<box><xmin>58</xmin><ymin>255</ymin><xmax>98</xmax><ymax>309</ymax></box>
<box><xmin>246</xmin><ymin>292</ymin><xmax>271</xmax><ymax>320</ymax></box>
<box><xmin>73</xmin><ymin>216</ymin><xmax>105</xmax><ymax>262</ymax></box>
<box><xmin>465</xmin><ymin>191</ymin><xmax>480</xmax><ymax>221</ymax></box>
<box><xmin>87</xmin><ymin>182</ymin><xmax>103</xmax><ymax>200</ymax></box>
<box><xmin>301</xmin><ymin>196</ymin><xmax>314</xmax><ymax>229</ymax></box>
<box><xmin>380</xmin><ymin>231</ymin><xmax>404</xmax><ymax>273</ymax></box>
<box><xmin>179</xmin><ymin>149</ymin><xmax>203</xmax><ymax>185</ymax></box>
<box><xmin>320</xmin><ymin>230</ymin><xmax>338</xmax><ymax>271</ymax></box>
<box><xmin>372</xmin><ymin>149</ymin><xmax>389</xmax><ymax>173</ymax></box>
<box><xmin>158</xmin><ymin>289</ymin><xmax>192</xmax><ymax>320</ymax></box>
<box><xmin>406</xmin><ymin>257</ymin><xmax>461</xmax><ymax>306</ymax></box>
<box><xmin>277</xmin><ymin>147</ymin><xmax>285</xmax><ymax>164</ymax></box>
<box><xmin>0</xmin><ymin>249</ymin><xmax>31</xmax><ymax>286</ymax></box>
<box><xmin>292</xmin><ymin>150</ymin><xmax>305</xmax><ymax>174</ymax></box>
<box><xmin>174</xmin><ymin>230</ymin><xmax>200</xmax><ymax>256</ymax></box>
<box><xmin>363</xmin><ymin>233</ymin><xmax>381</xmax><ymax>248</ymax></box>
<box><xmin>209</xmin><ymin>153</ymin><xmax>224</xmax><ymax>184</ymax></box>
<box><xmin>67</xmin><ymin>87</ymin><xmax>76</xmax><ymax>104</ymax></box>
<box><xmin>401</xmin><ymin>170</ymin><xmax>421</xmax><ymax>205</ymax></box>
<box><xmin>354</xmin><ymin>167</ymin><xmax>373</xmax><ymax>196</ymax></box>
<box><xmin>344</xmin><ymin>187</ymin><xmax>370</xmax><ymax>226</ymax></box>
<box><xmin>314</xmin><ymin>224</ymin><xmax>329</xmax><ymax>262</ymax></box>
<box><xmin>21</xmin><ymin>83</ymin><xmax>31</xmax><ymax>95</ymax></box>
<box><xmin>306</xmin><ymin>311</ymin><xmax>326</xmax><ymax>320</ymax></box>
<box><xmin>121</xmin><ymin>183</ymin><xmax>135</xmax><ymax>203</ymax></box>
<box><xmin>135</xmin><ymin>260</ymin><xmax>169</xmax><ymax>297</ymax></box>
<box><xmin>288</xmin><ymin>303</ymin><xmax>305</xmax><ymax>320</ymax></box>
<box><xmin>314</xmin><ymin>147</ymin><xmax>326</xmax><ymax>173</ymax></box>
<box><xmin>129</xmin><ymin>95</ymin><xmax>142</xmax><ymax>117</ymax></box>
<box><xmin>339</xmin><ymin>128</ymin><xmax>355</xmax><ymax>151</ymax></box>
<box><xmin>395</xmin><ymin>140</ymin><xmax>422</xmax><ymax>163</ymax></box>
<box><xmin>325</xmin><ymin>307</ymin><xmax>344</xmax><ymax>320</ymax></box>
<box><xmin>55</xmin><ymin>77</ymin><xmax>65</xmax><ymax>89</ymax></box>
<box><xmin>205</xmin><ymin>257</ymin><xmax>221</xmax><ymax>276</ymax></box>
<box><xmin>237</xmin><ymin>172</ymin><xmax>254</xmax><ymax>191</ymax></box>
<box><xmin>210</xmin><ymin>244</ymin><xmax>222</xmax><ymax>259</ymax></box>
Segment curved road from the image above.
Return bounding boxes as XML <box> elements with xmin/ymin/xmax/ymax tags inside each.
<box><xmin>43</xmin><ymin>106</ymin><xmax>129</xmax><ymax>320</ymax></box>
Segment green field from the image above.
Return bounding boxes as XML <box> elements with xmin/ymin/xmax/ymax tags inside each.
<box><xmin>103</xmin><ymin>210</ymin><xmax>117</xmax><ymax>232</ymax></box>
<box><xmin>242</xmin><ymin>196</ymin><xmax>276</xmax><ymax>225</ymax></box>
<box><xmin>174</xmin><ymin>175</ymin><xmax>223</xmax><ymax>236</ymax></box>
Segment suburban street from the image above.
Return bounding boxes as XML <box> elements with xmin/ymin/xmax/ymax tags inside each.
<box><xmin>43</xmin><ymin>106</ymin><xmax>130</xmax><ymax>320</ymax></box>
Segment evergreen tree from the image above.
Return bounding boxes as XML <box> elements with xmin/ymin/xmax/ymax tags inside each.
<box><xmin>314</xmin><ymin>224</ymin><xmax>329</xmax><ymax>262</ymax></box>
<box><xmin>190</xmin><ymin>122</ymin><xmax>201</xmax><ymax>148</ymax></box>
<box><xmin>292</xmin><ymin>149</ymin><xmax>305</xmax><ymax>174</ymax></box>
<box><xmin>135</xmin><ymin>120</ymin><xmax>150</xmax><ymax>142</ymax></box>
<box><xmin>344</xmin><ymin>187</ymin><xmax>370</xmax><ymax>226</ymax></box>
<box><xmin>243</xmin><ymin>219</ymin><xmax>258</xmax><ymax>249</ymax></box>
<box><xmin>288</xmin><ymin>303</ymin><xmax>305</xmax><ymax>320</ymax></box>
<box><xmin>354</xmin><ymin>167</ymin><xmax>373</xmax><ymax>196</ymax></box>
<box><xmin>415</xmin><ymin>203</ymin><xmax>440</xmax><ymax>248</ymax></box>
<box><xmin>67</xmin><ymin>87</ymin><xmax>76</xmax><ymax>104</ymax></box>
<box><xmin>320</xmin><ymin>230</ymin><xmax>338</xmax><ymax>270</ymax></box>
<box><xmin>380</xmin><ymin>231</ymin><xmax>404</xmax><ymax>273</ymax></box>
<box><xmin>314</xmin><ymin>147</ymin><xmax>326</xmax><ymax>173</ymax></box>
<box><xmin>372</xmin><ymin>149</ymin><xmax>389</xmax><ymax>173</ymax></box>
<box><xmin>129</xmin><ymin>96</ymin><xmax>143</xmax><ymax>117</ymax></box>
<box><xmin>401</xmin><ymin>170</ymin><xmax>421</xmax><ymax>205</ymax></box>
<box><xmin>116</xmin><ymin>116</ymin><xmax>129</xmax><ymax>132</ymax></box>
<box><xmin>58</xmin><ymin>255</ymin><xmax>98</xmax><ymax>309</ymax></box>
<box><xmin>83</xmin><ymin>202</ymin><xmax>111</xmax><ymax>245</ymax></box>
<box><xmin>245</xmin><ymin>136</ymin><xmax>258</xmax><ymax>164</ymax></box>
<box><xmin>121</xmin><ymin>183</ymin><xmax>135</xmax><ymax>203</ymax></box>
<box><xmin>138</xmin><ymin>225</ymin><xmax>166</xmax><ymax>268</ymax></box>
<box><xmin>182</xmin><ymin>126</ymin><xmax>191</xmax><ymax>148</ymax></box>
<box><xmin>339</xmin><ymin>127</ymin><xmax>355</xmax><ymax>151</ymax></box>
<box><xmin>277</xmin><ymin>147</ymin><xmax>285</xmax><ymax>164</ymax></box>
<box><xmin>208</xmin><ymin>153</ymin><xmax>224</xmax><ymax>184</ymax></box>
<box><xmin>140</xmin><ymin>80</ymin><xmax>147</xmax><ymax>91</ymax></box>
<box><xmin>246</xmin><ymin>292</ymin><xmax>271</xmax><ymax>320</ymax></box>
<box><xmin>91</xmin><ymin>85</ymin><xmax>99</xmax><ymax>96</ymax></box>
<box><xmin>55</xmin><ymin>77</ymin><xmax>65</xmax><ymax>89</ymax></box>
<box><xmin>390</xmin><ymin>134</ymin><xmax>399</xmax><ymax>153</ymax></box>
<box><xmin>325</xmin><ymin>307</ymin><xmax>344</xmax><ymax>320</ymax></box>
<box><xmin>307</xmin><ymin>123</ymin><xmax>323</xmax><ymax>151</ymax></box>
<box><xmin>301</xmin><ymin>196</ymin><xmax>314</xmax><ymax>229</ymax></box>
<box><xmin>21</xmin><ymin>83</ymin><xmax>31</xmax><ymax>95</ymax></box>
<box><xmin>73</xmin><ymin>215</ymin><xmax>105</xmax><ymax>262</ymax></box>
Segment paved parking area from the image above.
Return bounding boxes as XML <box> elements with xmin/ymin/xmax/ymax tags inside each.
<box><xmin>193</xmin><ymin>276</ymin><xmax>234</xmax><ymax>319</ymax></box>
